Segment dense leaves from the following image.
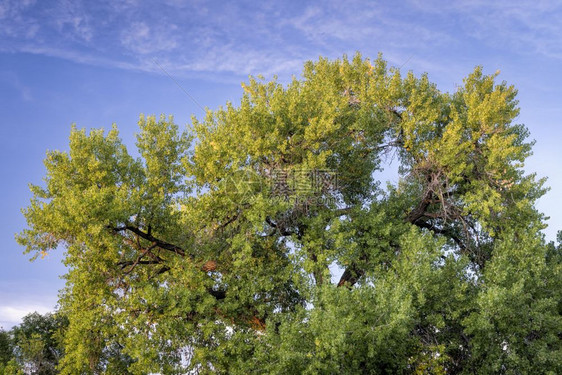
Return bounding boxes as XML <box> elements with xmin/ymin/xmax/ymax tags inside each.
<box><xmin>18</xmin><ymin>54</ymin><xmax>561</xmax><ymax>373</ymax></box>
<box><xmin>0</xmin><ymin>312</ymin><xmax>66</xmax><ymax>375</ymax></box>
<box><xmin>0</xmin><ymin>329</ymin><xmax>16</xmax><ymax>373</ymax></box>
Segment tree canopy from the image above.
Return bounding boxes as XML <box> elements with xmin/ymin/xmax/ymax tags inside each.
<box><xmin>0</xmin><ymin>311</ymin><xmax>67</xmax><ymax>375</ymax></box>
<box><xmin>17</xmin><ymin>53</ymin><xmax>562</xmax><ymax>374</ymax></box>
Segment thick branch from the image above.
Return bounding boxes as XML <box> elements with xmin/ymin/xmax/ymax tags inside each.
<box><xmin>265</xmin><ymin>217</ymin><xmax>294</xmax><ymax>236</ymax></box>
<box><xmin>111</xmin><ymin>225</ymin><xmax>187</xmax><ymax>258</ymax></box>
<box><xmin>218</xmin><ymin>213</ymin><xmax>239</xmax><ymax>230</ymax></box>
<box><xmin>413</xmin><ymin>220</ymin><xmax>467</xmax><ymax>252</ymax></box>
<box><xmin>337</xmin><ymin>194</ymin><xmax>453</xmax><ymax>288</ymax></box>
<box><xmin>118</xmin><ymin>259</ymin><xmax>162</xmax><ymax>268</ymax></box>
<box><xmin>111</xmin><ymin>224</ymin><xmax>223</xmax><ymax>290</ymax></box>
<box><xmin>405</xmin><ymin>195</ymin><xmax>433</xmax><ymax>225</ymax></box>
<box><xmin>337</xmin><ymin>265</ymin><xmax>365</xmax><ymax>288</ymax></box>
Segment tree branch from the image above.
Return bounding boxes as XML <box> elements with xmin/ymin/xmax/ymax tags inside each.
<box><xmin>337</xmin><ymin>265</ymin><xmax>365</xmax><ymax>288</ymax></box>
<box><xmin>111</xmin><ymin>225</ymin><xmax>187</xmax><ymax>258</ymax></box>
<box><xmin>337</xmin><ymin>193</ymin><xmax>459</xmax><ymax>288</ymax></box>
<box><xmin>265</xmin><ymin>217</ymin><xmax>294</xmax><ymax>236</ymax></box>
<box><xmin>413</xmin><ymin>220</ymin><xmax>467</xmax><ymax>252</ymax></box>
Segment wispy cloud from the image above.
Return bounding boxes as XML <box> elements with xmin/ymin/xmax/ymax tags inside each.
<box><xmin>16</xmin><ymin>45</ymin><xmax>146</xmax><ymax>71</ymax></box>
<box><xmin>1</xmin><ymin>0</ymin><xmax>561</xmax><ymax>80</ymax></box>
<box><xmin>410</xmin><ymin>0</ymin><xmax>562</xmax><ymax>59</ymax></box>
<box><xmin>285</xmin><ymin>1</ymin><xmax>451</xmax><ymax>50</ymax></box>
<box><xmin>121</xmin><ymin>22</ymin><xmax>178</xmax><ymax>55</ymax></box>
<box><xmin>0</xmin><ymin>0</ymin><xmax>40</xmax><ymax>39</ymax></box>
<box><xmin>51</xmin><ymin>0</ymin><xmax>94</xmax><ymax>42</ymax></box>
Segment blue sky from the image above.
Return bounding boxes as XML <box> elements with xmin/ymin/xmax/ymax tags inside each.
<box><xmin>1</xmin><ymin>0</ymin><xmax>562</xmax><ymax>329</ymax></box>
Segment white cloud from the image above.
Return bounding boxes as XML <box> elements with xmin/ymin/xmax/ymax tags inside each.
<box><xmin>15</xmin><ymin>45</ymin><xmax>146</xmax><ymax>71</ymax></box>
<box><xmin>0</xmin><ymin>0</ymin><xmax>36</xmax><ymax>20</ymax></box>
<box><xmin>0</xmin><ymin>304</ymin><xmax>52</xmax><ymax>330</ymax></box>
<box><xmin>177</xmin><ymin>45</ymin><xmax>304</xmax><ymax>77</ymax></box>
<box><xmin>0</xmin><ymin>0</ymin><xmax>39</xmax><ymax>38</ymax></box>
<box><xmin>1</xmin><ymin>0</ymin><xmax>561</xmax><ymax>81</ymax></box>
<box><xmin>120</xmin><ymin>22</ymin><xmax>178</xmax><ymax>55</ymax></box>
<box><xmin>410</xmin><ymin>0</ymin><xmax>562</xmax><ymax>59</ymax></box>
<box><xmin>107</xmin><ymin>0</ymin><xmax>139</xmax><ymax>12</ymax></box>
<box><xmin>50</xmin><ymin>0</ymin><xmax>94</xmax><ymax>42</ymax></box>
<box><xmin>0</xmin><ymin>278</ymin><xmax>63</xmax><ymax>331</ymax></box>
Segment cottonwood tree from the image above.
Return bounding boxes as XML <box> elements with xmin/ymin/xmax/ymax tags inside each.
<box><xmin>18</xmin><ymin>54</ymin><xmax>561</xmax><ymax>374</ymax></box>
